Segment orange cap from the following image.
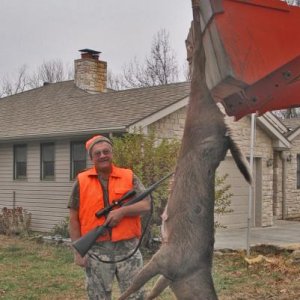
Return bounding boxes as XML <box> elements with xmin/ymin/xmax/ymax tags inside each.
<box><xmin>85</xmin><ymin>135</ymin><xmax>112</xmax><ymax>157</ymax></box>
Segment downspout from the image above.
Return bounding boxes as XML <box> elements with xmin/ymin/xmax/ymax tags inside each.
<box><xmin>246</xmin><ymin>113</ymin><xmax>256</xmax><ymax>256</ymax></box>
<box><xmin>280</xmin><ymin>152</ymin><xmax>287</xmax><ymax>220</ymax></box>
<box><xmin>273</xmin><ymin>152</ymin><xmax>278</xmax><ymax>218</ymax></box>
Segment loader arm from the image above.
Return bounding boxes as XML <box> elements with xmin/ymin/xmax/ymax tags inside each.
<box><xmin>198</xmin><ymin>0</ymin><xmax>300</xmax><ymax>119</ymax></box>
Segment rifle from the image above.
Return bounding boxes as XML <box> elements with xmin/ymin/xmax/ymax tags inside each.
<box><xmin>72</xmin><ymin>172</ymin><xmax>174</xmax><ymax>257</ymax></box>
<box><xmin>95</xmin><ymin>189</ymin><xmax>136</xmax><ymax>218</ymax></box>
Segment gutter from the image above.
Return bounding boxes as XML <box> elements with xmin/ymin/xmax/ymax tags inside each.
<box><xmin>0</xmin><ymin>127</ymin><xmax>127</xmax><ymax>143</ymax></box>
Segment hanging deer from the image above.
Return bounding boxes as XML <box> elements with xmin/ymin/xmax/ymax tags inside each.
<box><xmin>119</xmin><ymin>1</ymin><xmax>251</xmax><ymax>299</ymax></box>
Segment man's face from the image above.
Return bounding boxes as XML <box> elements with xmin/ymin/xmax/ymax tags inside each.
<box><xmin>91</xmin><ymin>142</ymin><xmax>113</xmax><ymax>172</ymax></box>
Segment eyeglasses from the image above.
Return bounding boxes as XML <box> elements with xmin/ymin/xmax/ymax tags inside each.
<box><xmin>92</xmin><ymin>149</ymin><xmax>112</xmax><ymax>157</ymax></box>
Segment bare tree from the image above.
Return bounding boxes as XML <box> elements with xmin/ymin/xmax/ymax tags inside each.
<box><xmin>39</xmin><ymin>60</ymin><xmax>64</xmax><ymax>83</ymax></box>
<box><xmin>107</xmin><ymin>70</ymin><xmax>125</xmax><ymax>91</ymax></box>
<box><xmin>108</xmin><ymin>29</ymin><xmax>179</xmax><ymax>89</ymax></box>
<box><xmin>145</xmin><ymin>29</ymin><xmax>179</xmax><ymax>85</ymax></box>
<box><xmin>28</xmin><ymin>59</ymin><xmax>74</xmax><ymax>88</ymax></box>
<box><xmin>0</xmin><ymin>65</ymin><xmax>30</xmax><ymax>97</ymax></box>
<box><xmin>281</xmin><ymin>107</ymin><xmax>300</xmax><ymax>118</ymax></box>
<box><xmin>0</xmin><ymin>60</ymin><xmax>74</xmax><ymax>97</ymax></box>
<box><xmin>285</xmin><ymin>0</ymin><xmax>300</xmax><ymax>6</ymax></box>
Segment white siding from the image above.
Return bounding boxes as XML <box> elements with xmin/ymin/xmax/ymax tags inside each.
<box><xmin>216</xmin><ymin>158</ymin><xmax>250</xmax><ymax>228</ymax></box>
<box><xmin>0</xmin><ymin>139</ymin><xmax>87</xmax><ymax>232</ymax></box>
<box><xmin>216</xmin><ymin>157</ymin><xmax>262</xmax><ymax>228</ymax></box>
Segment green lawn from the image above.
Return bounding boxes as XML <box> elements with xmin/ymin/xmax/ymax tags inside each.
<box><xmin>0</xmin><ymin>235</ymin><xmax>299</xmax><ymax>299</ymax></box>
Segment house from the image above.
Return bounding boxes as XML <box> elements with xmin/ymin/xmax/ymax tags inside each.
<box><xmin>0</xmin><ymin>49</ymin><xmax>299</xmax><ymax>232</ymax></box>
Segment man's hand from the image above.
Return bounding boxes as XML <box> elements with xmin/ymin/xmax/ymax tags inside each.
<box><xmin>105</xmin><ymin>197</ymin><xmax>150</xmax><ymax>228</ymax></box>
<box><xmin>74</xmin><ymin>252</ymin><xmax>87</xmax><ymax>268</ymax></box>
<box><xmin>104</xmin><ymin>208</ymin><xmax>126</xmax><ymax>227</ymax></box>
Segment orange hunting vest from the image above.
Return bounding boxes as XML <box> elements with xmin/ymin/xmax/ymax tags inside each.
<box><xmin>77</xmin><ymin>165</ymin><xmax>141</xmax><ymax>242</ymax></box>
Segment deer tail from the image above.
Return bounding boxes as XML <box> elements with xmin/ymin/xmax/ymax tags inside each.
<box><xmin>228</xmin><ymin>135</ymin><xmax>252</xmax><ymax>184</ymax></box>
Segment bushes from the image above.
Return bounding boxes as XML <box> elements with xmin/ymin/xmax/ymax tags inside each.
<box><xmin>113</xmin><ymin>132</ymin><xmax>180</xmax><ymax>219</ymax></box>
<box><xmin>51</xmin><ymin>216</ymin><xmax>70</xmax><ymax>238</ymax></box>
<box><xmin>112</xmin><ymin>131</ymin><xmax>180</xmax><ymax>247</ymax></box>
<box><xmin>215</xmin><ymin>174</ymin><xmax>233</xmax><ymax>228</ymax></box>
<box><xmin>0</xmin><ymin>207</ymin><xmax>31</xmax><ymax>236</ymax></box>
<box><xmin>112</xmin><ymin>132</ymin><xmax>233</xmax><ymax>246</ymax></box>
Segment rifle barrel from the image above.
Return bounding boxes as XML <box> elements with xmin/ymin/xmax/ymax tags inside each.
<box><xmin>123</xmin><ymin>172</ymin><xmax>174</xmax><ymax>207</ymax></box>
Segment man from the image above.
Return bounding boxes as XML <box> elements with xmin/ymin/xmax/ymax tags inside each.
<box><xmin>68</xmin><ymin>135</ymin><xmax>150</xmax><ymax>300</ymax></box>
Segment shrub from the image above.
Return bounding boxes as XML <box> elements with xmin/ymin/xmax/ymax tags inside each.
<box><xmin>0</xmin><ymin>207</ymin><xmax>31</xmax><ymax>236</ymax></box>
<box><xmin>214</xmin><ymin>173</ymin><xmax>234</xmax><ymax>228</ymax></box>
<box><xmin>51</xmin><ymin>216</ymin><xmax>70</xmax><ymax>238</ymax></box>
<box><xmin>112</xmin><ymin>131</ymin><xmax>180</xmax><ymax>247</ymax></box>
<box><xmin>112</xmin><ymin>131</ymin><xmax>234</xmax><ymax>246</ymax></box>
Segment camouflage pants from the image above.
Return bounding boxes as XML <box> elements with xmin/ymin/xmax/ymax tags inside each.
<box><xmin>85</xmin><ymin>239</ymin><xmax>145</xmax><ymax>300</ymax></box>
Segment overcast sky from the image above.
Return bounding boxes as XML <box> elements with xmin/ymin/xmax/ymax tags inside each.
<box><xmin>0</xmin><ymin>0</ymin><xmax>193</xmax><ymax>81</ymax></box>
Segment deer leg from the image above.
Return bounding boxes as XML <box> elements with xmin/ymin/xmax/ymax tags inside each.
<box><xmin>146</xmin><ymin>275</ymin><xmax>172</xmax><ymax>300</ymax></box>
<box><xmin>170</xmin><ymin>268</ymin><xmax>218</xmax><ymax>300</ymax></box>
<box><xmin>118</xmin><ymin>255</ymin><xmax>161</xmax><ymax>300</ymax></box>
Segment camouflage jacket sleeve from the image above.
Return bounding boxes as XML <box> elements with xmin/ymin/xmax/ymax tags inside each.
<box><xmin>68</xmin><ymin>179</ymin><xmax>80</xmax><ymax>210</ymax></box>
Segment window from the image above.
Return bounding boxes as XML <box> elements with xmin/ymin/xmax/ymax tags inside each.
<box><xmin>297</xmin><ymin>154</ymin><xmax>300</xmax><ymax>189</ymax></box>
<box><xmin>41</xmin><ymin>143</ymin><xmax>55</xmax><ymax>180</ymax></box>
<box><xmin>71</xmin><ymin>142</ymin><xmax>86</xmax><ymax>179</ymax></box>
<box><xmin>14</xmin><ymin>144</ymin><xmax>27</xmax><ymax>180</ymax></box>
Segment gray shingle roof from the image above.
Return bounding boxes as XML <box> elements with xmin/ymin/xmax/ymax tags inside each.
<box><xmin>0</xmin><ymin>81</ymin><xmax>190</xmax><ymax>140</ymax></box>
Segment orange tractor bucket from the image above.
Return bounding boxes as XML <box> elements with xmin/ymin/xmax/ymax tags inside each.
<box><xmin>200</xmin><ymin>0</ymin><xmax>300</xmax><ymax>119</ymax></box>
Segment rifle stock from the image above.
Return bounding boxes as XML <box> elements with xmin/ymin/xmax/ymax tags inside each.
<box><xmin>72</xmin><ymin>225</ymin><xmax>108</xmax><ymax>257</ymax></box>
<box><xmin>122</xmin><ymin>172</ymin><xmax>174</xmax><ymax>207</ymax></box>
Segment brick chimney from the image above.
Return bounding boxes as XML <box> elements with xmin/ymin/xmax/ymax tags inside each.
<box><xmin>74</xmin><ymin>49</ymin><xmax>107</xmax><ymax>93</ymax></box>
